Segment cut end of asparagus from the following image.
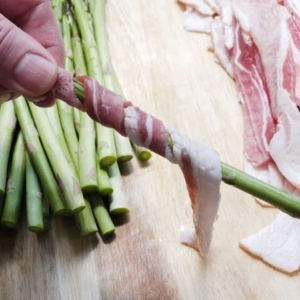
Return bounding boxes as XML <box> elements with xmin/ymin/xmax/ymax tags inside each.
<box><xmin>99</xmin><ymin>187</ymin><xmax>113</xmax><ymax>196</ymax></box>
<box><xmin>1</xmin><ymin>220</ymin><xmax>18</xmax><ymax>229</ymax></box>
<box><xmin>78</xmin><ymin>228</ymin><xmax>98</xmax><ymax>236</ymax></box>
<box><xmin>101</xmin><ymin>227</ymin><xmax>115</xmax><ymax>236</ymax></box>
<box><xmin>100</xmin><ymin>156</ymin><xmax>117</xmax><ymax>168</ymax></box>
<box><xmin>28</xmin><ymin>225</ymin><xmax>44</xmax><ymax>233</ymax></box>
<box><xmin>109</xmin><ymin>207</ymin><xmax>130</xmax><ymax>215</ymax></box>
<box><xmin>117</xmin><ymin>155</ymin><xmax>133</xmax><ymax>163</ymax></box>
<box><xmin>137</xmin><ymin>151</ymin><xmax>152</xmax><ymax>162</ymax></box>
<box><xmin>53</xmin><ymin>207</ymin><xmax>67</xmax><ymax>216</ymax></box>
<box><xmin>71</xmin><ymin>205</ymin><xmax>86</xmax><ymax>214</ymax></box>
<box><xmin>81</xmin><ymin>184</ymin><xmax>100</xmax><ymax>193</ymax></box>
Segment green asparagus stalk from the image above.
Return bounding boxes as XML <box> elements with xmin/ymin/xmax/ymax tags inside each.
<box><xmin>28</xmin><ymin>102</ymin><xmax>85</xmax><ymax>213</ymax></box>
<box><xmin>1</xmin><ymin>131</ymin><xmax>26</xmax><ymax>228</ymax></box>
<box><xmin>131</xmin><ymin>142</ymin><xmax>152</xmax><ymax>162</ymax></box>
<box><xmin>69</xmin><ymin>11</ymin><xmax>99</xmax><ymax>192</ymax></box>
<box><xmin>70</xmin><ymin>0</ymin><xmax>118</xmax><ymax>166</ymax></box>
<box><xmin>45</xmin><ymin>104</ymin><xmax>75</xmax><ymax>172</ymax></box>
<box><xmin>107</xmin><ymin>162</ymin><xmax>130</xmax><ymax>215</ymax></box>
<box><xmin>113</xmin><ymin>132</ymin><xmax>134</xmax><ymax>162</ymax></box>
<box><xmin>96</xmin><ymin>124</ymin><xmax>116</xmax><ymax>167</ymax></box>
<box><xmin>0</xmin><ymin>101</ymin><xmax>17</xmax><ymax>194</ymax></box>
<box><xmin>13</xmin><ymin>97</ymin><xmax>66</xmax><ymax>215</ymax></box>
<box><xmin>89</xmin><ymin>192</ymin><xmax>115</xmax><ymax>236</ymax></box>
<box><xmin>25</xmin><ymin>153</ymin><xmax>44</xmax><ymax>232</ymax></box>
<box><xmin>89</xmin><ymin>0</ymin><xmax>145</xmax><ymax>162</ymax></box>
<box><xmin>73</xmin><ymin>80</ymin><xmax>300</xmax><ymax>218</ymax></box>
<box><xmin>74</xmin><ymin>196</ymin><xmax>98</xmax><ymax>236</ymax></box>
<box><xmin>57</xmin><ymin>12</ymin><xmax>80</xmax><ymax>171</ymax></box>
<box><xmin>96</xmin><ymin>157</ymin><xmax>113</xmax><ymax>196</ymax></box>
<box><xmin>78</xmin><ymin>114</ymin><xmax>99</xmax><ymax>192</ymax></box>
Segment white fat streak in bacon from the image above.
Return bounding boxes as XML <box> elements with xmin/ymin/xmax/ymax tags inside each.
<box><xmin>233</xmin><ymin>26</ymin><xmax>271</xmax><ymax>154</ymax></box>
<box><xmin>124</xmin><ymin>106</ymin><xmax>142</xmax><ymax>146</ymax></box>
<box><xmin>239</xmin><ymin>212</ymin><xmax>300</xmax><ymax>273</ymax></box>
<box><xmin>166</xmin><ymin>127</ymin><xmax>221</xmax><ymax>256</ymax></box>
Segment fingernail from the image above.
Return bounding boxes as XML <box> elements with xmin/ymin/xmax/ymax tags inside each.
<box><xmin>13</xmin><ymin>54</ymin><xmax>57</xmax><ymax>95</ymax></box>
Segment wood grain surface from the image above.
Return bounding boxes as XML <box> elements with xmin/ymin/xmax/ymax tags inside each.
<box><xmin>1</xmin><ymin>1</ymin><xmax>300</xmax><ymax>299</ymax></box>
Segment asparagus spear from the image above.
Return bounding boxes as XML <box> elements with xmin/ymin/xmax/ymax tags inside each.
<box><xmin>0</xmin><ymin>101</ymin><xmax>17</xmax><ymax>194</ymax></box>
<box><xmin>107</xmin><ymin>162</ymin><xmax>130</xmax><ymax>215</ymax></box>
<box><xmin>74</xmin><ymin>196</ymin><xmax>98</xmax><ymax>236</ymax></box>
<box><xmin>25</xmin><ymin>153</ymin><xmax>44</xmax><ymax>232</ymax></box>
<box><xmin>70</xmin><ymin>0</ymin><xmax>118</xmax><ymax>166</ymax></box>
<box><xmin>89</xmin><ymin>192</ymin><xmax>115</xmax><ymax>236</ymax></box>
<box><xmin>1</xmin><ymin>131</ymin><xmax>26</xmax><ymax>228</ymax></box>
<box><xmin>89</xmin><ymin>0</ymin><xmax>148</xmax><ymax>162</ymax></box>
<box><xmin>69</xmin><ymin>12</ymin><xmax>99</xmax><ymax>191</ymax></box>
<box><xmin>13</xmin><ymin>97</ymin><xmax>66</xmax><ymax>215</ymax></box>
<box><xmin>28</xmin><ymin>102</ymin><xmax>85</xmax><ymax>213</ymax></box>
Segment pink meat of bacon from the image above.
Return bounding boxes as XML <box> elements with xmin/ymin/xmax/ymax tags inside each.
<box><xmin>233</xmin><ymin>0</ymin><xmax>300</xmax><ymax>188</ymax></box>
<box><xmin>233</xmin><ymin>23</ymin><xmax>275</xmax><ymax>167</ymax></box>
<box><xmin>50</xmin><ymin>68</ymin><xmax>222</xmax><ymax>256</ymax></box>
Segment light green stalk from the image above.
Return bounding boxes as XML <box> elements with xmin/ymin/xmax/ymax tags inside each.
<box><xmin>70</xmin><ymin>0</ymin><xmax>118</xmax><ymax>166</ymax></box>
<box><xmin>1</xmin><ymin>131</ymin><xmax>26</xmax><ymax>228</ymax></box>
<box><xmin>0</xmin><ymin>101</ymin><xmax>17</xmax><ymax>194</ymax></box>
<box><xmin>74</xmin><ymin>196</ymin><xmax>98</xmax><ymax>236</ymax></box>
<box><xmin>45</xmin><ymin>104</ymin><xmax>75</xmax><ymax>173</ymax></box>
<box><xmin>25</xmin><ymin>153</ymin><xmax>44</xmax><ymax>232</ymax></box>
<box><xmin>107</xmin><ymin>162</ymin><xmax>130</xmax><ymax>215</ymax></box>
<box><xmin>96</xmin><ymin>156</ymin><xmax>113</xmax><ymax>196</ymax></box>
<box><xmin>89</xmin><ymin>0</ymin><xmax>146</xmax><ymax>162</ymax></box>
<box><xmin>89</xmin><ymin>192</ymin><xmax>115</xmax><ymax>236</ymax></box>
<box><xmin>28</xmin><ymin>102</ymin><xmax>85</xmax><ymax>213</ymax></box>
<box><xmin>69</xmin><ymin>10</ymin><xmax>98</xmax><ymax>192</ymax></box>
<box><xmin>13</xmin><ymin>97</ymin><xmax>66</xmax><ymax>215</ymax></box>
<box><xmin>57</xmin><ymin>12</ymin><xmax>80</xmax><ymax>171</ymax></box>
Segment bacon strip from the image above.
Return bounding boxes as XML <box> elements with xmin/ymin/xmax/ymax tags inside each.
<box><xmin>50</xmin><ymin>68</ymin><xmax>222</xmax><ymax>256</ymax></box>
<box><xmin>233</xmin><ymin>23</ymin><xmax>275</xmax><ymax>167</ymax></box>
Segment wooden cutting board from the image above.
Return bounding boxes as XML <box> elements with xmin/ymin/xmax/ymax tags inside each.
<box><xmin>1</xmin><ymin>1</ymin><xmax>299</xmax><ymax>299</ymax></box>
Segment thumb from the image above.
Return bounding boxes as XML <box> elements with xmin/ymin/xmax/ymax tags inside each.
<box><xmin>0</xmin><ymin>14</ymin><xmax>58</xmax><ymax>98</ymax></box>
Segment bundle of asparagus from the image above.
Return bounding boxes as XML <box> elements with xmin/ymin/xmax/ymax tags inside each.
<box><xmin>0</xmin><ymin>0</ymin><xmax>150</xmax><ymax>236</ymax></box>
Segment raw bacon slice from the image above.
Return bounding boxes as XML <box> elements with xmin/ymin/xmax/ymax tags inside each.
<box><xmin>50</xmin><ymin>68</ymin><xmax>222</xmax><ymax>256</ymax></box>
<box><xmin>166</xmin><ymin>127</ymin><xmax>221</xmax><ymax>256</ymax></box>
<box><xmin>233</xmin><ymin>23</ymin><xmax>275</xmax><ymax>167</ymax></box>
<box><xmin>239</xmin><ymin>212</ymin><xmax>300</xmax><ymax>273</ymax></box>
<box><xmin>233</xmin><ymin>0</ymin><xmax>300</xmax><ymax>188</ymax></box>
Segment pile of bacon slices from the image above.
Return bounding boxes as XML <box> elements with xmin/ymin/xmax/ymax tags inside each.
<box><xmin>180</xmin><ymin>0</ymin><xmax>300</xmax><ymax>273</ymax></box>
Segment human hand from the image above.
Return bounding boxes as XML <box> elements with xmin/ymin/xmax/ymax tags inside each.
<box><xmin>0</xmin><ymin>0</ymin><xmax>64</xmax><ymax>107</ymax></box>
